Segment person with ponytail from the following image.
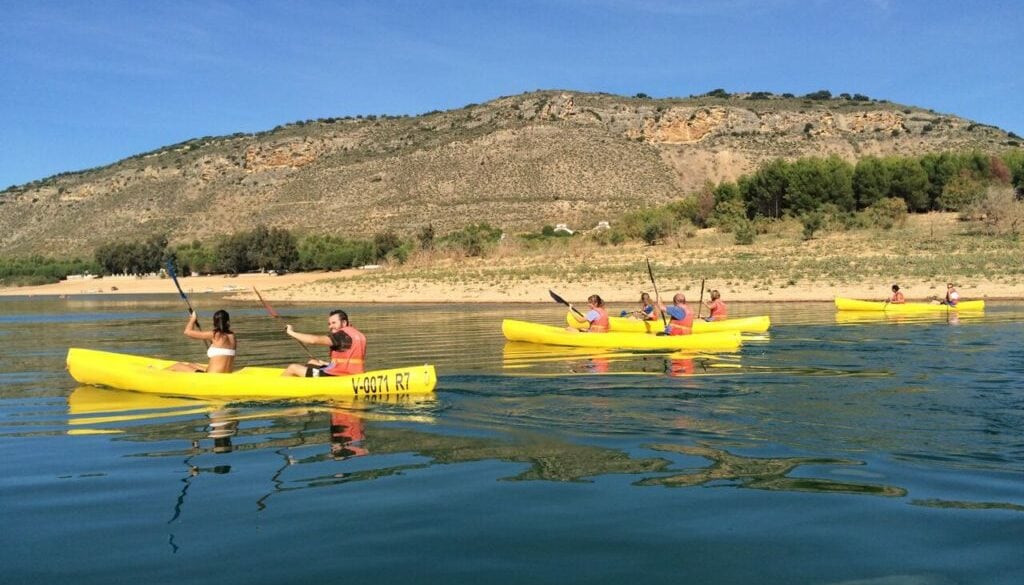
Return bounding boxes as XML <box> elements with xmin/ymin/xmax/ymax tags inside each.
<box><xmin>167</xmin><ymin>309</ymin><xmax>237</xmax><ymax>373</ymax></box>
<box><xmin>566</xmin><ymin>294</ymin><xmax>610</xmax><ymax>333</ymax></box>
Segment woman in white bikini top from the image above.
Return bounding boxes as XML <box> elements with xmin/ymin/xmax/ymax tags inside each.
<box><xmin>167</xmin><ymin>309</ymin><xmax>237</xmax><ymax>373</ymax></box>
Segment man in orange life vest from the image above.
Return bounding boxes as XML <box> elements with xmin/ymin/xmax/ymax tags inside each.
<box><xmin>658</xmin><ymin>293</ymin><xmax>694</xmax><ymax>335</ymax></box>
<box><xmin>281</xmin><ymin>309</ymin><xmax>367</xmax><ymax>377</ymax></box>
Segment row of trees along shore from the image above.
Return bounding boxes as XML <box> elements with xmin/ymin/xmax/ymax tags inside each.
<box><xmin>1</xmin><ymin>150</ymin><xmax>1022</xmax><ymax>286</ymax></box>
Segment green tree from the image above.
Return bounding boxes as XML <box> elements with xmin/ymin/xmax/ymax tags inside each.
<box><xmin>617</xmin><ymin>208</ymin><xmax>675</xmax><ymax>244</ymax></box>
<box><xmin>443</xmin><ymin>223</ymin><xmax>503</xmax><ymax>257</ymax></box>
<box><xmin>886</xmin><ymin>158</ymin><xmax>930</xmax><ymax>211</ymax></box>
<box><xmin>862</xmin><ymin>198</ymin><xmax>908</xmax><ymax>230</ymax></box>
<box><xmin>852</xmin><ymin>156</ymin><xmax>892</xmax><ymax>208</ymax></box>
<box><xmin>174</xmin><ymin>240</ymin><xmax>217</xmax><ymax>274</ymax></box>
<box><xmin>94</xmin><ymin>234</ymin><xmax>168</xmax><ymax>275</ymax></box>
<box><xmin>741</xmin><ymin>159</ymin><xmax>789</xmax><ymax>219</ymax></box>
<box><xmin>800</xmin><ymin>211</ymin><xmax>825</xmax><ymax>240</ymax></box>
<box><xmin>215</xmin><ymin>233</ymin><xmax>250</xmax><ymax>274</ymax></box>
<box><xmin>248</xmin><ymin>225</ymin><xmax>298</xmax><ymax>271</ymax></box>
<box><xmin>1002</xmin><ymin>150</ymin><xmax>1024</xmax><ymax>192</ymax></box>
<box><xmin>803</xmin><ymin>90</ymin><xmax>832</xmax><ymax>100</ymax></box>
<box><xmin>937</xmin><ymin>171</ymin><xmax>987</xmax><ymax>211</ymax></box>
<box><xmin>784</xmin><ymin>156</ymin><xmax>855</xmax><ymax>214</ymax></box>
<box><xmin>733</xmin><ymin>219</ymin><xmax>755</xmax><ymax>245</ymax></box>
<box><xmin>919</xmin><ymin>152</ymin><xmax>963</xmax><ymax>208</ymax></box>
<box><xmin>372</xmin><ymin>230</ymin><xmax>403</xmax><ymax>261</ymax></box>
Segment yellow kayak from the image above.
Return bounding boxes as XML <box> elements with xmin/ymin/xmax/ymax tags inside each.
<box><xmin>502</xmin><ymin>319</ymin><xmax>742</xmax><ymax>351</ymax></box>
<box><xmin>66</xmin><ymin>347</ymin><xmax>437</xmax><ymax>399</ymax></box>
<box><xmin>565</xmin><ymin>312</ymin><xmax>770</xmax><ymax>334</ymax></box>
<box><xmin>834</xmin><ymin>298</ymin><xmax>985</xmax><ymax>312</ymax></box>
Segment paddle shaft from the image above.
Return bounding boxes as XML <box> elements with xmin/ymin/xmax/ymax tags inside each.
<box><xmin>254</xmin><ymin>287</ymin><xmax>316</xmax><ymax>360</ymax></box>
<box><xmin>644</xmin><ymin>257</ymin><xmax>670</xmax><ymax>330</ymax></box>
<box><xmin>166</xmin><ymin>261</ymin><xmax>208</xmax><ymax>348</ymax></box>
<box><xmin>696</xmin><ymin>278</ymin><xmax>706</xmax><ymax>319</ymax></box>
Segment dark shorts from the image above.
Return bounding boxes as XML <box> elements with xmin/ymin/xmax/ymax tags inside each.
<box><xmin>305</xmin><ymin>365</ymin><xmax>336</xmax><ymax>378</ymax></box>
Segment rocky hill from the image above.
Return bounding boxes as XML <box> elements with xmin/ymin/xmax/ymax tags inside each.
<box><xmin>1</xmin><ymin>90</ymin><xmax>1019</xmax><ymax>256</ymax></box>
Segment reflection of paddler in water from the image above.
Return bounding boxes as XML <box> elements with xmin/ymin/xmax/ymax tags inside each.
<box><xmin>669</xmin><ymin>357</ymin><xmax>695</xmax><ymax>376</ymax></box>
<box><xmin>569</xmin><ymin>356</ymin><xmax>610</xmax><ymax>374</ymax></box>
<box><xmin>666</xmin><ymin>352</ymin><xmax>712</xmax><ymax>377</ymax></box>
<box><xmin>330</xmin><ymin>410</ymin><xmax>368</xmax><ymax>459</ymax></box>
<box><xmin>208</xmin><ymin>409</ymin><xmax>239</xmax><ymax>455</ymax></box>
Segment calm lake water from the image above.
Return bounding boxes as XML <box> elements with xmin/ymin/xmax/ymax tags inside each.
<box><xmin>1</xmin><ymin>296</ymin><xmax>1022</xmax><ymax>585</ymax></box>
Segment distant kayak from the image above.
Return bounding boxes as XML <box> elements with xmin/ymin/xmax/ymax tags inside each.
<box><xmin>834</xmin><ymin>298</ymin><xmax>985</xmax><ymax>312</ymax></box>
<box><xmin>566</xmin><ymin>312</ymin><xmax>770</xmax><ymax>334</ymax></box>
<box><xmin>502</xmin><ymin>319</ymin><xmax>742</xmax><ymax>351</ymax></box>
<box><xmin>66</xmin><ymin>347</ymin><xmax>437</xmax><ymax>399</ymax></box>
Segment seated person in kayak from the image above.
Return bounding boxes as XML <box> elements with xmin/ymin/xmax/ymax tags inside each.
<box><xmin>944</xmin><ymin>283</ymin><xmax>959</xmax><ymax>306</ymax></box>
<box><xmin>167</xmin><ymin>309</ymin><xmax>237</xmax><ymax>373</ymax></box>
<box><xmin>658</xmin><ymin>293</ymin><xmax>693</xmax><ymax>335</ymax></box>
<box><xmin>281</xmin><ymin>309</ymin><xmax>366</xmax><ymax>377</ymax></box>
<box><xmin>702</xmin><ymin>290</ymin><xmax>728</xmax><ymax>321</ymax></box>
<box><xmin>566</xmin><ymin>294</ymin><xmax>610</xmax><ymax>332</ymax></box>
<box><xmin>889</xmin><ymin>284</ymin><xmax>905</xmax><ymax>304</ymax></box>
<box><xmin>626</xmin><ymin>292</ymin><xmax>661</xmax><ymax>321</ymax></box>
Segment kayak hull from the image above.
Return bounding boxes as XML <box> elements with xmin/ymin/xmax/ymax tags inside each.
<box><xmin>566</xmin><ymin>312</ymin><xmax>770</xmax><ymax>334</ymax></box>
<box><xmin>834</xmin><ymin>298</ymin><xmax>985</xmax><ymax>312</ymax></box>
<box><xmin>502</xmin><ymin>319</ymin><xmax>742</xmax><ymax>351</ymax></box>
<box><xmin>66</xmin><ymin>348</ymin><xmax>437</xmax><ymax>399</ymax></box>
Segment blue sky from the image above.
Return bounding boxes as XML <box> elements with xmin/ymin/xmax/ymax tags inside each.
<box><xmin>2</xmin><ymin>0</ymin><xmax>1021</xmax><ymax>189</ymax></box>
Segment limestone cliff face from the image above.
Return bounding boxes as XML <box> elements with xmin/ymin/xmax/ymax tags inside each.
<box><xmin>1</xmin><ymin>90</ymin><xmax>1017</xmax><ymax>255</ymax></box>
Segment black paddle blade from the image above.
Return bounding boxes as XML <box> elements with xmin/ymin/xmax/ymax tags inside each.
<box><xmin>550</xmin><ymin>289</ymin><xmax>586</xmax><ymax>318</ymax></box>
<box><xmin>549</xmin><ymin>289</ymin><xmax>569</xmax><ymax>306</ymax></box>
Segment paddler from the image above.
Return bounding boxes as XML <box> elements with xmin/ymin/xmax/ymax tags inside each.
<box><xmin>167</xmin><ymin>309</ymin><xmax>237</xmax><ymax>373</ymax></box>
<box><xmin>281</xmin><ymin>309</ymin><xmax>366</xmax><ymax>377</ymax></box>
<box><xmin>889</xmin><ymin>284</ymin><xmax>905</xmax><ymax>304</ymax></box>
<box><xmin>702</xmin><ymin>290</ymin><xmax>728</xmax><ymax>321</ymax></box>
<box><xmin>629</xmin><ymin>292</ymin><xmax>661</xmax><ymax>321</ymax></box>
<box><xmin>658</xmin><ymin>293</ymin><xmax>694</xmax><ymax>335</ymax></box>
<box><xmin>566</xmin><ymin>294</ymin><xmax>610</xmax><ymax>332</ymax></box>
<box><xmin>943</xmin><ymin>283</ymin><xmax>960</xmax><ymax>306</ymax></box>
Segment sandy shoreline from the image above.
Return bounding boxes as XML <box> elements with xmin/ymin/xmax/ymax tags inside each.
<box><xmin>1</xmin><ymin>269</ymin><xmax>1020</xmax><ymax>304</ymax></box>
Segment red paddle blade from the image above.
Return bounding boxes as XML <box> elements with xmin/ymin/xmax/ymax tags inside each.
<box><xmin>253</xmin><ymin>288</ymin><xmax>280</xmax><ymax>318</ymax></box>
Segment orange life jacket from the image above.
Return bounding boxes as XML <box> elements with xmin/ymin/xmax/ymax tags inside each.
<box><xmin>707</xmin><ymin>299</ymin><xmax>728</xmax><ymax>320</ymax></box>
<box><xmin>589</xmin><ymin>307</ymin><xmax>610</xmax><ymax>333</ymax></box>
<box><xmin>667</xmin><ymin>305</ymin><xmax>693</xmax><ymax>335</ymax></box>
<box><xmin>323</xmin><ymin>325</ymin><xmax>366</xmax><ymax>375</ymax></box>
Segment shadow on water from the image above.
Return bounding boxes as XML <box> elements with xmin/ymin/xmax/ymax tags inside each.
<box><xmin>637</xmin><ymin>442</ymin><xmax>906</xmax><ymax>496</ymax></box>
<box><xmin>64</xmin><ymin>385</ymin><xmax>909</xmax><ymax>507</ymax></box>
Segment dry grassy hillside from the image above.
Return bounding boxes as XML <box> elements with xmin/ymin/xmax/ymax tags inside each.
<box><xmin>2</xmin><ymin>90</ymin><xmax>1019</xmax><ymax>256</ymax></box>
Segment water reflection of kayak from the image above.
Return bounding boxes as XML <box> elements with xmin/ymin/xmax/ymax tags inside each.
<box><xmin>834</xmin><ymin>298</ymin><xmax>985</xmax><ymax>312</ymax></box>
<box><xmin>502</xmin><ymin>320</ymin><xmax>742</xmax><ymax>351</ymax></box>
<box><xmin>66</xmin><ymin>347</ymin><xmax>437</xmax><ymax>399</ymax></box>
<box><xmin>565</xmin><ymin>312</ymin><xmax>771</xmax><ymax>334</ymax></box>
<box><xmin>834</xmin><ymin>311</ymin><xmax>985</xmax><ymax>325</ymax></box>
